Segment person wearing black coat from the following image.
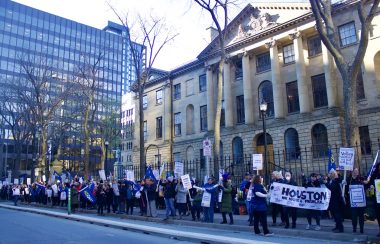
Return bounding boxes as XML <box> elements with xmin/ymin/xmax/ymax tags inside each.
<box><xmin>96</xmin><ymin>182</ymin><xmax>106</xmax><ymax>216</ymax></box>
<box><xmin>327</xmin><ymin>169</ymin><xmax>345</xmax><ymax>233</ymax></box>
<box><xmin>368</xmin><ymin>163</ymin><xmax>380</xmax><ymax>237</ymax></box>
<box><xmin>302</xmin><ymin>173</ymin><xmax>322</xmax><ymax>230</ymax></box>
<box><xmin>283</xmin><ymin>172</ymin><xmax>298</xmax><ymax>229</ymax></box>
<box><xmin>161</xmin><ymin>177</ymin><xmax>176</xmax><ymax>220</ymax></box>
<box><xmin>348</xmin><ymin>168</ymin><xmax>365</xmax><ymax>233</ymax></box>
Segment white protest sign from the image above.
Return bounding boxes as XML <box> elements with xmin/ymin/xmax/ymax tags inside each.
<box><xmin>153</xmin><ymin>170</ymin><xmax>159</xmax><ymax>180</ymax></box>
<box><xmin>27</xmin><ymin>178</ymin><xmax>31</xmax><ymax>185</ymax></box>
<box><xmin>51</xmin><ymin>184</ymin><xmax>58</xmax><ymax>194</ymax></box>
<box><xmin>79</xmin><ymin>177</ymin><xmax>83</xmax><ymax>184</ymax></box>
<box><xmin>61</xmin><ymin>174</ymin><xmax>66</xmax><ymax>183</ymax></box>
<box><xmin>24</xmin><ymin>188</ymin><xmax>29</xmax><ymax>195</ymax></box>
<box><xmin>375</xmin><ymin>179</ymin><xmax>380</xmax><ymax>204</ymax></box>
<box><xmin>99</xmin><ymin>170</ymin><xmax>106</xmax><ymax>181</ymax></box>
<box><xmin>218</xmin><ymin>190</ymin><xmax>223</xmax><ymax>203</ymax></box>
<box><xmin>174</xmin><ymin>162</ymin><xmax>184</xmax><ymax>176</ymax></box>
<box><xmin>14</xmin><ymin>179</ymin><xmax>19</xmax><ymax>185</ymax></box>
<box><xmin>0</xmin><ymin>182</ymin><xmax>2</xmax><ymax>189</ymax></box>
<box><xmin>6</xmin><ymin>178</ymin><xmax>11</xmax><ymax>184</ymax></box>
<box><xmin>252</xmin><ymin>154</ymin><xmax>263</xmax><ymax>170</ymax></box>
<box><xmin>42</xmin><ymin>175</ymin><xmax>46</xmax><ymax>182</ymax></box>
<box><xmin>3</xmin><ymin>181</ymin><xmax>7</xmax><ymax>185</ymax></box>
<box><xmin>349</xmin><ymin>184</ymin><xmax>366</xmax><ymax>208</ymax></box>
<box><xmin>181</xmin><ymin>174</ymin><xmax>192</xmax><ymax>190</ymax></box>
<box><xmin>201</xmin><ymin>192</ymin><xmax>211</xmax><ymax>207</ymax></box>
<box><xmin>339</xmin><ymin>147</ymin><xmax>355</xmax><ymax>171</ymax></box>
<box><xmin>269</xmin><ymin>182</ymin><xmax>331</xmax><ymax>210</ymax></box>
<box><xmin>126</xmin><ymin>170</ymin><xmax>135</xmax><ymax>182</ymax></box>
<box><xmin>160</xmin><ymin>163</ymin><xmax>166</xmax><ymax>179</ymax></box>
<box><xmin>203</xmin><ymin>139</ymin><xmax>212</xmax><ymax>157</ymax></box>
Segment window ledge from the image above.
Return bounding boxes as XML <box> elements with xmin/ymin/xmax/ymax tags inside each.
<box><xmin>156</xmin><ymin>102</ymin><xmax>162</xmax><ymax>106</ymax></box>
<box><xmin>199</xmin><ymin>90</ymin><xmax>206</xmax><ymax>93</ymax></box>
<box><xmin>256</xmin><ymin>69</ymin><xmax>271</xmax><ymax>75</ymax></box>
<box><xmin>283</xmin><ymin>61</ymin><xmax>295</xmax><ymax>67</ymax></box>
<box><xmin>340</xmin><ymin>42</ymin><xmax>358</xmax><ymax>49</ymax></box>
<box><xmin>308</xmin><ymin>53</ymin><xmax>322</xmax><ymax>59</ymax></box>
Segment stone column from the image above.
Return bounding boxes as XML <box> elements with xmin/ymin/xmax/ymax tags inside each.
<box><xmin>164</xmin><ymin>82</ymin><xmax>171</xmax><ymax>140</ymax></box>
<box><xmin>322</xmin><ymin>43</ymin><xmax>338</xmax><ymax>108</ymax></box>
<box><xmin>223</xmin><ymin>60</ymin><xmax>234</xmax><ymax>127</ymax></box>
<box><xmin>290</xmin><ymin>31</ymin><xmax>311</xmax><ymax>113</ymax></box>
<box><xmin>206</xmin><ymin>66</ymin><xmax>215</xmax><ymax>131</ymax></box>
<box><xmin>266</xmin><ymin>40</ymin><xmax>285</xmax><ymax>118</ymax></box>
<box><xmin>242</xmin><ymin>52</ymin><xmax>254</xmax><ymax>124</ymax></box>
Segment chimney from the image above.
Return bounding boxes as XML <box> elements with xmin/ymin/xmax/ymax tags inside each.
<box><xmin>206</xmin><ymin>26</ymin><xmax>219</xmax><ymax>42</ymax></box>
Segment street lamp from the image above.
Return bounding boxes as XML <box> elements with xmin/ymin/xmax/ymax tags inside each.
<box><xmin>259</xmin><ymin>101</ymin><xmax>268</xmax><ymax>184</ymax></box>
<box><xmin>104</xmin><ymin>141</ymin><xmax>109</xmax><ymax>173</ymax></box>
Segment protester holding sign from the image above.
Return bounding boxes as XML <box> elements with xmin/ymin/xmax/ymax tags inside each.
<box><xmin>282</xmin><ymin>172</ymin><xmax>298</xmax><ymax>229</ymax></box>
<box><xmin>160</xmin><ymin>176</ymin><xmax>176</xmax><ymax>220</ymax></box>
<box><xmin>251</xmin><ymin>175</ymin><xmax>273</xmax><ymax>236</ymax></box>
<box><xmin>368</xmin><ymin>163</ymin><xmax>380</xmax><ymax>237</ymax></box>
<box><xmin>270</xmin><ymin>171</ymin><xmax>285</xmax><ymax>226</ymax></box>
<box><xmin>175</xmin><ymin>179</ymin><xmax>188</xmax><ymax>219</ymax></box>
<box><xmin>348</xmin><ymin>168</ymin><xmax>366</xmax><ymax>233</ymax></box>
<box><xmin>302</xmin><ymin>173</ymin><xmax>322</xmax><ymax>231</ymax></box>
<box><xmin>202</xmin><ymin>177</ymin><xmax>218</xmax><ymax>223</ymax></box>
<box><xmin>220</xmin><ymin>173</ymin><xmax>233</xmax><ymax>225</ymax></box>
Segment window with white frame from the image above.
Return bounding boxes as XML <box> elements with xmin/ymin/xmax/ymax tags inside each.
<box><xmin>156</xmin><ymin>89</ymin><xmax>163</xmax><ymax>104</ymax></box>
<box><xmin>283</xmin><ymin>43</ymin><xmax>295</xmax><ymax>64</ymax></box>
<box><xmin>174</xmin><ymin>112</ymin><xmax>181</xmax><ymax>136</ymax></box>
<box><xmin>143</xmin><ymin>95</ymin><xmax>147</xmax><ymax>109</ymax></box>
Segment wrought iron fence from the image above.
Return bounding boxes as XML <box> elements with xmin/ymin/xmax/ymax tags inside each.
<box><xmin>121</xmin><ymin>139</ymin><xmax>380</xmax><ymax>187</ymax></box>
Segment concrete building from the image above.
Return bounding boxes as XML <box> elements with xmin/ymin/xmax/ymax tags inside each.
<box><xmin>134</xmin><ymin>1</ymin><xmax>380</xmax><ymax>178</ymax></box>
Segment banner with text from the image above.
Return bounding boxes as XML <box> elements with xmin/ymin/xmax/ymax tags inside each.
<box><xmin>270</xmin><ymin>182</ymin><xmax>331</xmax><ymax>210</ymax></box>
<box><xmin>349</xmin><ymin>184</ymin><xmax>366</xmax><ymax>208</ymax></box>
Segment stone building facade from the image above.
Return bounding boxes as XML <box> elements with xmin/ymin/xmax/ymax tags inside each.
<box><xmin>133</xmin><ymin>1</ymin><xmax>380</xmax><ymax>176</ymax></box>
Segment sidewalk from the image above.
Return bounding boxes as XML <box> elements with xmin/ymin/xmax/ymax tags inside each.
<box><xmin>1</xmin><ymin>200</ymin><xmax>378</xmax><ymax>243</ymax></box>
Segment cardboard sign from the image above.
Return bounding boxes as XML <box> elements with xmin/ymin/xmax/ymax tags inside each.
<box><xmin>79</xmin><ymin>177</ymin><xmax>83</xmax><ymax>184</ymax></box>
<box><xmin>181</xmin><ymin>174</ymin><xmax>192</xmax><ymax>190</ymax></box>
<box><xmin>126</xmin><ymin>170</ymin><xmax>135</xmax><ymax>182</ymax></box>
<box><xmin>24</xmin><ymin>188</ymin><xmax>29</xmax><ymax>195</ymax></box>
<box><xmin>99</xmin><ymin>170</ymin><xmax>106</xmax><ymax>181</ymax></box>
<box><xmin>252</xmin><ymin>154</ymin><xmax>263</xmax><ymax>170</ymax></box>
<box><xmin>349</xmin><ymin>184</ymin><xmax>366</xmax><ymax>208</ymax></box>
<box><xmin>201</xmin><ymin>192</ymin><xmax>211</xmax><ymax>207</ymax></box>
<box><xmin>218</xmin><ymin>190</ymin><xmax>223</xmax><ymax>203</ymax></box>
<box><xmin>174</xmin><ymin>162</ymin><xmax>184</xmax><ymax>176</ymax></box>
<box><xmin>14</xmin><ymin>179</ymin><xmax>19</xmax><ymax>185</ymax></box>
<box><xmin>52</xmin><ymin>184</ymin><xmax>58</xmax><ymax>194</ymax></box>
<box><xmin>27</xmin><ymin>178</ymin><xmax>31</xmax><ymax>185</ymax></box>
<box><xmin>42</xmin><ymin>175</ymin><xmax>46</xmax><ymax>182</ymax></box>
<box><xmin>339</xmin><ymin>148</ymin><xmax>355</xmax><ymax>171</ymax></box>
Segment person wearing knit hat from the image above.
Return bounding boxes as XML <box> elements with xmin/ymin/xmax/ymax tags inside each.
<box><xmin>220</xmin><ymin>172</ymin><xmax>233</xmax><ymax>225</ymax></box>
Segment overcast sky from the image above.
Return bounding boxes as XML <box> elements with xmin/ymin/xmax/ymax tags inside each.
<box><xmin>12</xmin><ymin>0</ymin><xmax>254</xmax><ymax>70</ymax></box>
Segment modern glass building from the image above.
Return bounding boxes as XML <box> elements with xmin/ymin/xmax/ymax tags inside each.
<box><xmin>0</xmin><ymin>0</ymin><xmax>127</xmax><ymax>178</ymax></box>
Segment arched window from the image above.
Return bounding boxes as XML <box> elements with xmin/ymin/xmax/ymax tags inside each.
<box><xmin>284</xmin><ymin>128</ymin><xmax>300</xmax><ymax>160</ymax></box>
<box><xmin>311</xmin><ymin>124</ymin><xmax>328</xmax><ymax>158</ymax></box>
<box><xmin>258</xmin><ymin>80</ymin><xmax>274</xmax><ymax>117</ymax></box>
<box><xmin>232</xmin><ymin>137</ymin><xmax>244</xmax><ymax>164</ymax></box>
<box><xmin>186</xmin><ymin>104</ymin><xmax>194</xmax><ymax>134</ymax></box>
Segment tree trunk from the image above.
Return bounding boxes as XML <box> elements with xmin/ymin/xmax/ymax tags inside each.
<box><xmin>213</xmin><ymin>60</ymin><xmax>224</xmax><ymax>177</ymax></box>
<box><xmin>83</xmin><ymin>97</ymin><xmax>92</xmax><ymax>180</ymax></box>
<box><xmin>139</xmin><ymin>84</ymin><xmax>145</xmax><ymax>179</ymax></box>
<box><xmin>41</xmin><ymin>127</ymin><xmax>48</xmax><ymax>182</ymax></box>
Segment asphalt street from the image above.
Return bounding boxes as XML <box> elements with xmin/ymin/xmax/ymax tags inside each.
<box><xmin>0</xmin><ymin>207</ymin><xmax>349</xmax><ymax>244</ymax></box>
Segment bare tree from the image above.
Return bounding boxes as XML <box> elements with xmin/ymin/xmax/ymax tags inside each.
<box><xmin>17</xmin><ymin>54</ymin><xmax>73</xmax><ymax>181</ymax></box>
<box><xmin>193</xmin><ymin>0</ymin><xmax>236</xmax><ymax>176</ymax></box>
<box><xmin>0</xmin><ymin>86</ymin><xmax>33</xmax><ymax>176</ymax></box>
<box><xmin>73</xmin><ymin>52</ymin><xmax>104</xmax><ymax>179</ymax></box>
<box><xmin>109</xmin><ymin>4</ymin><xmax>178</xmax><ymax>178</ymax></box>
<box><xmin>310</xmin><ymin>0</ymin><xmax>379</xmax><ymax>148</ymax></box>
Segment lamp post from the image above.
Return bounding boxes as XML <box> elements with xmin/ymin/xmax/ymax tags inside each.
<box><xmin>104</xmin><ymin>141</ymin><xmax>109</xmax><ymax>173</ymax></box>
<box><xmin>259</xmin><ymin>101</ymin><xmax>268</xmax><ymax>184</ymax></box>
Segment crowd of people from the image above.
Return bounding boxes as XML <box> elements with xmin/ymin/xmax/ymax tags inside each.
<box><xmin>1</xmin><ymin>164</ymin><xmax>380</xmax><ymax>238</ymax></box>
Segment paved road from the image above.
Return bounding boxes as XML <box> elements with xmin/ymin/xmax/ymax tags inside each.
<box><xmin>0</xmin><ymin>207</ymin><xmax>349</xmax><ymax>244</ymax></box>
<box><xmin>0</xmin><ymin>208</ymin><xmax>193</xmax><ymax>244</ymax></box>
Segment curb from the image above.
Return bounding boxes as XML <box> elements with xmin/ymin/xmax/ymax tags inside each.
<box><xmin>1</xmin><ymin>203</ymin><xmax>375</xmax><ymax>243</ymax></box>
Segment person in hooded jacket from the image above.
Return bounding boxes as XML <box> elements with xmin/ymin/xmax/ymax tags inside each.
<box><xmin>202</xmin><ymin>177</ymin><xmax>218</xmax><ymax>223</ymax></box>
<box><xmin>220</xmin><ymin>173</ymin><xmax>233</xmax><ymax>225</ymax></box>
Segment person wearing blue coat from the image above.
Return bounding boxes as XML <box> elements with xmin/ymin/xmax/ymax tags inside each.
<box><xmin>202</xmin><ymin>177</ymin><xmax>218</xmax><ymax>223</ymax></box>
<box><xmin>251</xmin><ymin>175</ymin><xmax>273</xmax><ymax>236</ymax></box>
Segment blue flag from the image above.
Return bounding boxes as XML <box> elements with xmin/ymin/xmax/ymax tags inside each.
<box><xmin>53</xmin><ymin>171</ymin><xmax>62</xmax><ymax>182</ymax></box>
<box><xmin>327</xmin><ymin>148</ymin><xmax>336</xmax><ymax>173</ymax></box>
<box><xmin>144</xmin><ymin>166</ymin><xmax>156</xmax><ymax>182</ymax></box>
<box><xmin>79</xmin><ymin>183</ymin><xmax>96</xmax><ymax>203</ymax></box>
<box><xmin>36</xmin><ymin>183</ymin><xmax>46</xmax><ymax>194</ymax></box>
